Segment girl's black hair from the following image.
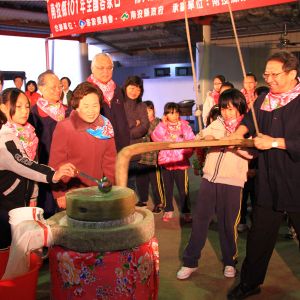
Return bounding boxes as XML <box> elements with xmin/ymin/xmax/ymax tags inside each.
<box><xmin>25</xmin><ymin>80</ymin><xmax>38</xmax><ymax>93</ymax></box>
<box><xmin>144</xmin><ymin>100</ymin><xmax>154</xmax><ymax>110</ymax></box>
<box><xmin>0</xmin><ymin>72</ymin><xmax>4</xmax><ymax>86</ymax></box>
<box><xmin>0</xmin><ymin>88</ymin><xmax>29</xmax><ymax>118</ymax></box>
<box><xmin>214</xmin><ymin>74</ymin><xmax>226</xmax><ymax>83</ymax></box>
<box><xmin>123</xmin><ymin>75</ymin><xmax>144</xmax><ymax>102</ymax></box>
<box><xmin>206</xmin><ymin>104</ymin><xmax>220</xmax><ymax>126</ymax></box>
<box><xmin>218</xmin><ymin>88</ymin><xmax>247</xmax><ymax>115</ymax></box>
<box><xmin>163</xmin><ymin>102</ymin><xmax>180</xmax><ymax>115</ymax></box>
<box><xmin>0</xmin><ymin>110</ymin><xmax>7</xmax><ymax>129</ymax></box>
<box><xmin>221</xmin><ymin>81</ymin><xmax>234</xmax><ymax>90</ymax></box>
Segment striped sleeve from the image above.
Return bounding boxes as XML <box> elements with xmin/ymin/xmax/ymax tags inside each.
<box><xmin>0</xmin><ymin>139</ymin><xmax>55</xmax><ymax>183</ymax></box>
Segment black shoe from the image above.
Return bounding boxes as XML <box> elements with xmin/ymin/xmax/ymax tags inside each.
<box><xmin>136</xmin><ymin>202</ymin><xmax>147</xmax><ymax>207</ymax></box>
<box><xmin>227</xmin><ymin>282</ymin><xmax>261</xmax><ymax>300</ymax></box>
<box><xmin>152</xmin><ymin>205</ymin><xmax>163</xmax><ymax>214</ymax></box>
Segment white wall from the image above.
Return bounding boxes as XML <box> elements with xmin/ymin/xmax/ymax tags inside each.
<box><xmin>0</xmin><ymin>35</ymin><xmax>84</xmax><ymax>90</ymax></box>
<box><xmin>0</xmin><ymin>36</ymin><xmax>46</xmax><ymax>88</ymax></box>
<box><xmin>0</xmin><ymin>35</ymin><xmax>271</xmax><ymax>119</ymax></box>
<box><xmin>50</xmin><ymin>39</ymin><xmax>82</xmax><ymax>87</ymax></box>
<box><xmin>0</xmin><ymin>35</ymin><xmax>197</xmax><ymax>118</ymax></box>
<box><xmin>143</xmin><ymin>77</ymin><xmax>195</xmax><ymax>118</ymax></box>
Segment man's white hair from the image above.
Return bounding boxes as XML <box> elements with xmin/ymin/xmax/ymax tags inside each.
<box><xmin>91</xmin><ymin>53</ymin><xmax>114</xmax><ymax>70</ymax></box>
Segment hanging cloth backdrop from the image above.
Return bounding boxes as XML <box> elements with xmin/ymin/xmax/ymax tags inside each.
<box><xmin>47</xmin><ymin>0</ymin><xmax>295</xmax><ymax>38</ymax></box>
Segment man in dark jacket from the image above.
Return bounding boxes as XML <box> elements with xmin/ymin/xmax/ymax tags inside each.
<box><xmin>87</xmin><ymin>53</ymin><xmax>130</xmax><ymax>152</ymax></box>
<box><xmin>29</xmin><ymin>70</ymin><xmax>71</xmax><ymax>218</ymax></box>
<box><xmin>227</xmin><ymin>51</ymin><xmax>300</xmax><ymax>299</ymax></box>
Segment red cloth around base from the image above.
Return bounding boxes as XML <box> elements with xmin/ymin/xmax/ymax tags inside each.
<box><xmin>49</xmin><ymin>237</ymin><xmax>159</xmax><ymax>299</ymax></box>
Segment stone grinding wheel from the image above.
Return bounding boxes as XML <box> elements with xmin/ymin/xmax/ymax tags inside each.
<box><xmin>48</xmin><ymin>207</ymin><xmax>155</xmax><ymax>252</ymax></box>
<box><xmin>66</xmin><ymin>186</ymin><xmax>136</xmax><ymax>222</ymax></box>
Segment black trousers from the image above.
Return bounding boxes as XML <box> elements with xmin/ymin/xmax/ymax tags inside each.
<box><xmin>240</xmin><ymin>178</ymin><xmax>256</xmax><ymax>224</ymax></box>
<box><xmin>240</xmin><ymin>205</ymin><xmax>300</xmax><ymax>287</ymax></box>
<box><xmin>37</xmin><ymin>183</ymin><xmax>58</xmax><ymax>219</ymax></box>
<box><xmin>136</xmin><ymin>164</ymin><xmax>165</xmax><ymax>206</ymax></box>
<box><xmin>161</xmin><ymin>168</ymin><xmax>190</xmax><ymax>213</ymax></box>
<box><xmin>0</xmin><ymin>209</ymin><xmax>11</xmax><ymax>249</ymax></box>
<box><xmin>183</xmin><ymin>178</ymin><xmax>242</xmax><ymax>267</ymax></box>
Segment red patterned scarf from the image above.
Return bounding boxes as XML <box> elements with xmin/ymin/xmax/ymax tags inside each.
<box><xmin>4</xmin><ymin>121</ymin><xmax>38</xmax><ymax>160</ymax></box>
<box><xmin>37</xmin><ymin>97</ymin><xmax>65</xmax><ymax>121</ymax></box>
<box><xmin>87</xmin><ymin>74</ymin><xmax>116</xmax><ymax>106</ymax></box>
<box><xmin>260</xmin><ymin>79</ymin><xmax>300</xmax><ymax>111</ymax></box>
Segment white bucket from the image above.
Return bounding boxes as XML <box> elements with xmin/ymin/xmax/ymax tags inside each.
<box><xmin>8</xmin><ymin>207</ymin><xmax>45</xmax><ymax>227</ymax></box>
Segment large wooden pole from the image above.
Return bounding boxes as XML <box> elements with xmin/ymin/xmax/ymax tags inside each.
<box><xmin>116</xmin><ymin>139</ymin><xmax>254</xmax><ymax>187</ymax></box>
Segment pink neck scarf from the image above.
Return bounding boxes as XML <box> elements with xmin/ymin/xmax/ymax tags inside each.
<box><xmin>260</xmin><ymin>79</ymin><xmax>300</xmax><ymax>111</ymax></box>
<box><xmin>4</xmin><ymin>121</ymin><xmax>38</xmax><ymax>160</ymax></box>
<box><xmin>221</xmin><ymin>115</ymin><xmax>244</xmax><ymax>133</ymax></box>
<box><xmin>209</xmin><ymin>89</ymin><xmax>220</xmax><ymax>105</ymax></box>
<box><xmin>87</xmin><ymin>74</ymin><xmax>116</xmax><ymax>106</ymax></box>
<box><xmin>37</xmin><ymin>97</ymin><xmax>65</xmax><ymax>121</ymax></box>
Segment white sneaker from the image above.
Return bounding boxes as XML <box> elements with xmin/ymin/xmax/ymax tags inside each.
<box><xmin>176</xmin><ymin>266</ymin><xmax>198</xmax><ymax>280</ymax></box>
<box><xmin>224</xmin><ymin>266</ymin><xmax>236</xmax><ymax>278</ymax></box>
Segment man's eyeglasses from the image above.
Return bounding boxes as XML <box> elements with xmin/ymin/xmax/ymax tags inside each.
<box><xmin>47</xmin><ymin>85</ymin><xmax>63</xmax><ymax>91</ymax></box>
<box><xmin>95</xmin><ymin>65</ymin><xmax>114</xmax><ymax>71</ymax></box>
<box><xmin>262</xmin><ymin>71</ymin><xmax>286</xmax><ymax>80</ymax></box>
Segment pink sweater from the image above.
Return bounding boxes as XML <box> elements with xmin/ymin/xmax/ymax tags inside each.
<box><xmin>151</xmin><ymin>119</ymin><xmax>195</xmax><ymax>170</ymax></box>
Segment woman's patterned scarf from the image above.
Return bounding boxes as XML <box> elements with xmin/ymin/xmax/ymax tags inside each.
<box><xmin>4</xmin><ymin>121</ymin><xmax>38</xmax><ymax>160</ymax></box>
<box><xmin>86</xmin><ymin>116</ymin><xmax>114</xmax><ymax>140</ymax></box>
<box><xmin>37</xmin><ymin>97</ymin><xmax>65</xmax><ymax>121</ymax></box>
<box><xmin>87</xmin><ymin>74</ymin><xmax>116</xmax><ymax>106</ymax></box>
<box><xmin>260</xmin><ymin>79</ymin><xmax>300</xmax><ymax>111</ymax></box>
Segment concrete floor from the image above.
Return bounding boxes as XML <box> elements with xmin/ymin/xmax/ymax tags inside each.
<box><xmin>36</xmin><ymin>170</ymin><xmax>300</xmax><ymax>299</ymax></box>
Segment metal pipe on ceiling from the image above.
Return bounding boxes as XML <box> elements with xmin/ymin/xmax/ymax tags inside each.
<box><xmin>0</xmin><ymin>8</ymin><xmax>48</xmax><ymax>23</ymax></box>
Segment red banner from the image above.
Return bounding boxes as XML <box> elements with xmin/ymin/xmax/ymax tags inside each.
<box><xmin>47</xmin><ymin>0</ymin><xmax>296</xmax><ymax>38</ymax></box>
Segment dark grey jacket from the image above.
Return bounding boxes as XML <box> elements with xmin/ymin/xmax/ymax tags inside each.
<box><xmin>124</xmin><ymin>96</ymin><xmax>149</xmax><ymax>161</ymax></box>
<box><xmin>101</xmin><ymin>86</ymin><xmax>131</xmax><ymax>152</ymax></box>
